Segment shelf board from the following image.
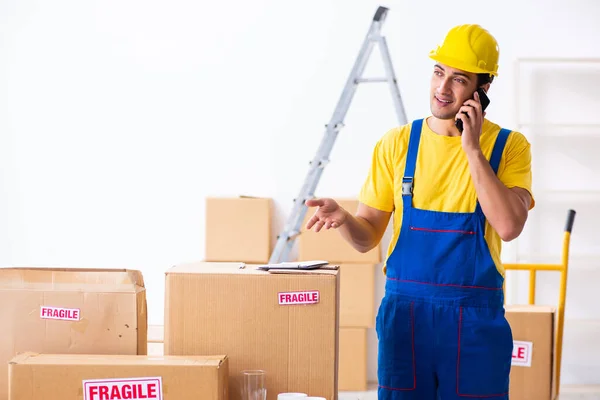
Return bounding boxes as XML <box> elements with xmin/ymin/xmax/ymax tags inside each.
<box><xmin>533</xmin><ymin>189</ymin><xmax>600</xmax><ymax>200</ymax></box>
<box><xmin>516</xmin><ymin>57</ymin><xmax>600</xmax><ymax>64</ymax></box>
<box><xmin>564</xmin><ymin>318</ymin><xmax>600</xmax><ymax>325</ymax></box>
<box><xmin>517</xmin><ymin>123</ymin><xmax>600</xmax><ymax>137</ymax></box>
<box><xmin>518</xmin><ymin>123</ymin><xmax>600</xmax><ymax>128</ymax></box>
<box><xmin>507</xmin><ymin>253</ymin><xmax>599</xmax><ymax>267</ymax></box>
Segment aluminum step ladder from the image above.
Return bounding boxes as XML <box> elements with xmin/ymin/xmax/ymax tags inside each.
<box><xmin>269</xmin><ymin>6</ymin><xmax>408</xmax><ymax>264</ymax></box>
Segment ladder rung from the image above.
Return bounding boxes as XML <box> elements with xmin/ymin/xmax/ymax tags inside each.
<box><xmin>280</xmin><ymin>231</ymin><xmax>300</xmax><ymax>240</ymax></box>
<box><xmin>355</xmin><ymin>77</ymin><xmax>388</xmax><ymax>83</ymax></box>
<box><xmin>309</xmin><ymin>158</ymin><xmax>330</xmax><ymax>167</ymax></box>
<box><xmin>324</xmin><ymin>123</ymin><xmax>344</xmax><ymax>132</ymax></box>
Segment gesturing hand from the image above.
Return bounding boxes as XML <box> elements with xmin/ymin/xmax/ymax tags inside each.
<box><xmin>305</xmin><ymin>198</ymin><xmax>348</xmax><ymax>232</ymax></box>
<box><xmin>457</xmin><ymin>90</ymin><xmax>486</xmax><ymax>155</ymax></box>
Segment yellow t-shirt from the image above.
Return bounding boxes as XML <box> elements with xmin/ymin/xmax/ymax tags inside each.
<box><xmin>358</xmin><ymin>117</ymin><xmax>535</xmax><ymax>277</ymax></box>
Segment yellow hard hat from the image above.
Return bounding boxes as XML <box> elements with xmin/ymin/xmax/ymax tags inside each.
<box><xmin>429</xmin><ymin>24</ymin><xmax>500</xmax><ymax>77</ymax></box>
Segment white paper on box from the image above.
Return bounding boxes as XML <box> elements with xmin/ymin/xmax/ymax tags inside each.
<box><xmin>40</xmin><ymin>306</ymin><xmax>81</xmax><ymax>321</ymax></box>
<box><xmin>278</xmin><ymin>290</ymin><xmax>320</xmax><ymax>305</ymax></box>
<box><xmin>512</xmin><ymin>340</ymin><xmax>533</xmax><ymax>367</ymax></box>
<box><xmin>83</xmin><ymin>377</ymin><xmax>163</xmax><ymax>400</ymax></box>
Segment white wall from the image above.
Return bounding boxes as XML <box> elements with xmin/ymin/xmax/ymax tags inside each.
<box><xmin>2</xmin><ymin>0</ymin><xmax>599</xmax><ymax>387</ymax></box>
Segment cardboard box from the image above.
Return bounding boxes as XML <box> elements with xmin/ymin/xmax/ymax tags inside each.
<box><xmin>505</xmin><ymin>305</ymin><xmax>556</xmax><ymax>400</ymax></box>
<box><xmin>338</xmin><ymin>328</ymin><xmax>368</xmax><ymax>392</ymax></box>
<box><xmin>0</xmin><ymin>268</ymin><xmax>148</xmax><ymax>400</ymax></box>
<box><xmin>298</xmin><ymin>199</ymin><xmax>381</xmax><ymax>263</ymax></box>
<box><xmin>164</xmin><ymin>262</ymin><xmax>339</xmax><ymax>400</ymax></box>
<box><xmin>339</xmin><ymin>264</ymin><xmax>375</xmax><ymax>328</ymax></box>
<box><xmin>205</xmin><ymin>196</ymin><xmax>272</xmax><ymax>264</ymax></box>
<box><xmin>8</xmin><ymin>352</ymin><xmax>228</xmax><ymax>400</ymax></box>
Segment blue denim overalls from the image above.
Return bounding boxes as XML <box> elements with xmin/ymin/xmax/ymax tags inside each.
<box><xmin>376</xmin><ymin>118</ymin><xmax>513</xmax><ymax>399</ymax></box>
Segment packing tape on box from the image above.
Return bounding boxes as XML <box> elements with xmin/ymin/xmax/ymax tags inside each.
<box><xmin>70</xmin><ymin>318</ymin><xmax>90</xmax><ymax>334</ymax></box>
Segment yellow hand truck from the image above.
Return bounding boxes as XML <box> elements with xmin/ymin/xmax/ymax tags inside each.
<box><xmin>503</xmin><ymin>209</ymin><xmax>576</xmax><ymax>398</ymax></box>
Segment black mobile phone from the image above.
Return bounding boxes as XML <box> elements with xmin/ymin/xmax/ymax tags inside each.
<box><xmin>455</xmin><ymin>88</ymin><xmax>490</xmax><ymax>133</ymax></box>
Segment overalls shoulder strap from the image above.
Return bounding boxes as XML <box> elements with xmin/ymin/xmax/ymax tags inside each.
<box><xmin>401</xmin><ymin>119</ymin><xmax>424</xmax><ymax>210</ymax></box>
<box><xmin>489</xmin><ymin>128</ymin><xmax>511</xmax><ymax>174</ymax></box>
<box><xmin>475</xmin><ymin>127</ymin><xmax>512</xmax><ymax>215</ymax></box>
<box><xmin>402</xmin><ymin>121</ymin><xmax>512</xmax><ymax>214</ymax></box>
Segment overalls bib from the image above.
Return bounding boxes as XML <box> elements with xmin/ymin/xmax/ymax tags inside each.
<box><xmin>376</xmin><ymin>119</ymin><xmax>513</xmax><ymax>400</ymax></box>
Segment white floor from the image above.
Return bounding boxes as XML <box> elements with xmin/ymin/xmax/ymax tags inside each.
<box><xmin>340</xmin><ymin>392</ymin><xmax>600</xmax><ymax>400</ymax></box>
<box><xmin>338</xmin><ymin>384</ymin><xmax>600</xmax><ymax>400</ymax></box>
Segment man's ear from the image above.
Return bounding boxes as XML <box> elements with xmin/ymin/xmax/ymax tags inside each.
<box><xmin>481</xmin><ymin>82</ymin><xmax>491</xmax><ymax>93</ymax></box>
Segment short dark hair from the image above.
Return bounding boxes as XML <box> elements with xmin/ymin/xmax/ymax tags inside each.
<box><xmin>477</xmin><ymin>73</ymin><xmax>494</xmax><ymax>87</ymax></box>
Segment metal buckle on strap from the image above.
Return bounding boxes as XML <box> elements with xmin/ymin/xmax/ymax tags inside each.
<box><xmin>402</xmin><ymin>177</ymin><xmax>413</xmax><ymax>196</ymax></box>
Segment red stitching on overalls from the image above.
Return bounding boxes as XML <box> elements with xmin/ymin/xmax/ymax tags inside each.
<box><xmin>409</xmin><ymin>302</ymin><xmax>416</xmax><ymax>389</ymax></box>
<box><xmin>410</xmin><ymin>226</ymin><xmax>476</xmax><ymax>235</ymax></box>
<box><xmin>456</xmin><ymin>307</ymin><xmax>508</xmax><ymax>398</ymax></box>
<box><xmin>387</xmin><ymin>277</ymin><xmax>503</xmax><ymax>291</ymax></box>
<box><xmin>378</xmin><ymin>302</ymin><xmax>416</xmax><ymax>391</ymax></box>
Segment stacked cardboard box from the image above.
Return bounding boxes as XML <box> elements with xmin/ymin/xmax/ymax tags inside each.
<box><xmin>164</xmin><ymin>261</ymin><xmax>340</xmax><ymax>400</ymax></box>
<box><xmin>505</xmin><ymin>305</ymin><xmax>557</xmax><ymax>400</ymax></box>
<box><xmin>205</xmin><ymin>196</ymin><xmax>273</xmax><ymax>264</ymax></box>
<box><xmin>298</xmin><ymin>198</ymin><xmax>379</xmax><ymax>392</ymax></box>
<box><xmin>1</xmin><ymin>267</ymin><xmax>231</xmax><ymax>400</ymax></box>
<box><xmin>0</xmin><ymin>267</ymin><xmax>148</xmax><ymax>400</ymax></box>
<box><xmin>8</xmin><ymin>353</ymin><xmax>229</xmax><ymax>400</ymax></box>
<box><xmin>201</xmin><ymin>197</ymin><xmax>345</xmax><ymax>399</ymax></box>
<box><xmin>8</xmin><ymin>194</ymin><xmax>343</xmax><ymax>400</ymax></box>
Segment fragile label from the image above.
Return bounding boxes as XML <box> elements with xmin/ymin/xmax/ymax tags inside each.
<box><xmin>512</xmin><ymin>340</ymin><xmax>533</xmax><ymax>367</ymax></box>
<box><xmin>40</xmin><ymin>306</ymin><xmax>81</xmax><ymax>321</ymax></box>
<box><xmin>83</xmin><ymin>377</ymin><xmax>163</xmax><ymax>400</ymax></box>
<box><xmin>278</xmin><ymin>290</ymin><xmax>320</xmax><ymax>305</ymax></box>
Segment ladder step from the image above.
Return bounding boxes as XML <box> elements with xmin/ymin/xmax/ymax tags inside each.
<box><xmin>324</xmin><ymin>123</ymin><xmax>344</xmax><ymax>132</ymax></box>
<box><xmin>355</xmin><ymin>77</ymin><xmax>388</xmax><ymax>83</ymax></box>
<box><xmin>279</xmin><ymin>230</ymin><xmax>300</xmax><ymax>240</ymax></box>
<box><xmin>309</xmin><ymin>158</ymin><xmax>329</xmax><ymax>167</ymax></box>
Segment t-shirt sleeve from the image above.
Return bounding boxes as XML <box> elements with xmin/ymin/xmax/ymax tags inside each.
<box><xmin>499</xmin><ymin>131</ymin><xmax>535</xmax><ymax>210</ymax></box>
<box><xmin>358</xmin><ymin>129</ymin><xmax>397</xmax><ymax>212</ymax></box>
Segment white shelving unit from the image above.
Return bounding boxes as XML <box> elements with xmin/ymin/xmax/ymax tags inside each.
<box><xmin>507</xmin><ymin>57</ymin><xmax>600</xmax><ymax>386</ymax></box>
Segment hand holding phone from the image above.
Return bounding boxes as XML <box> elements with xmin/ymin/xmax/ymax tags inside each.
<box><xmin>455</xmin><ymin>88</ymin><xmax>490</xmax><ymax>133</ymax></box>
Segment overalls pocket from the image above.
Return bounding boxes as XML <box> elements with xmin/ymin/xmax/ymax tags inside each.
<box><xmin>375</xmin><ymin>296</ymin><xmax>416</xmax><ymax>391</ymax></box>
<box><xmin>456</xmin><ymin>306</ymin><xmax>513</xmax><ymax>397</ymax></box>
<box><xmin>405</xmin><ymin>224</ymin><xmax>477</xmax><ymax>286</ymax></box>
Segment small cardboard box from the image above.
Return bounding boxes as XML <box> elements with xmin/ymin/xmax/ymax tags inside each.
<box><xmin>164</xmin><ymin>262</ymin><xmax>339</xmax><ymax>400</ymax></box>
<box><xmin>339</xmin><ymin>264</ymin><xmax>376</xmax><ymax>328</ymax></box>
<box><xmin>8</xmin><ymin>352</ymin><xmax>228</xmax><ymax>400</ymax></box>
<box><xmin>338</xmin><ymin>328</ymin><xmax>368</xmax><ymax>392</ymax></box>
<box><xmin>205</xmin><ymin>196</ymin><xmax>272</xmax><ymax>263</ymax></box>
<box><xmin>0</xmin><ymin>268</ymin><xmax>148</xmax><ymax>400</ymax></box>
<box><xmin>505</xmin><ymin>305</ymin><xmax>556</xmax><ymax>400</ymax></box>
<box><xmin>298</xmin><ymin>199</ymin><xmax>381</xmax><ymax>263</ymax></box>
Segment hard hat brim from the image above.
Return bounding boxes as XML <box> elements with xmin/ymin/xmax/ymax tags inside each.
<box><xmin>429</xmin><ymin>52</ymin><xmax>498</xmax><ymax>77</ymax></box>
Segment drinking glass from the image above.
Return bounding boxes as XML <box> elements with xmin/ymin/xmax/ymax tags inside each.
<box><xmin>241</xmin><ymin>370</ymin><xmax>266</xmax><ymax>400</ymax></box>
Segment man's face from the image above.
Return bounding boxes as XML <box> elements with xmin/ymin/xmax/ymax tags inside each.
<box><xmin>430</xmin><ymin>63</ymin><xmax>479</xmax><ymax>120</ymax></box>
